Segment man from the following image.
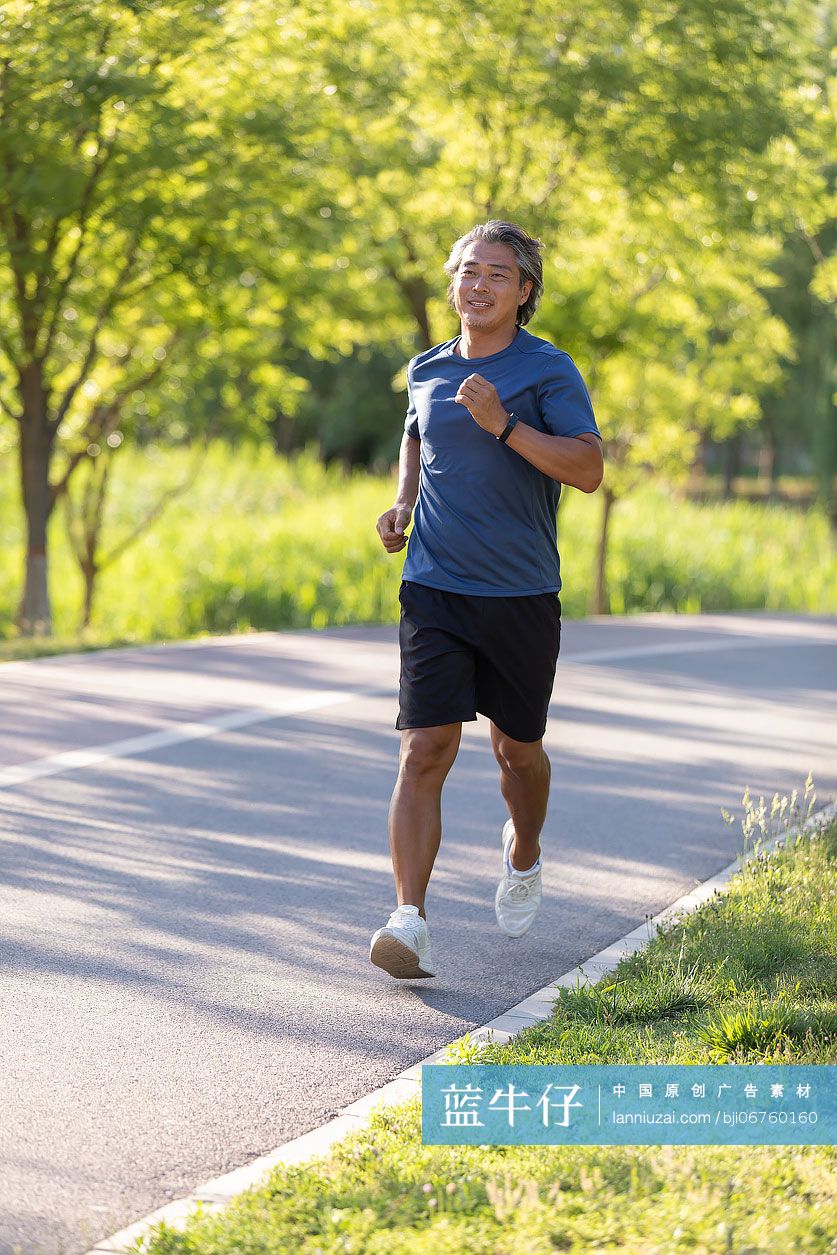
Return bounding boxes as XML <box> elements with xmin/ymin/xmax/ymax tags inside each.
<box><xmin>371</xmin><ymin>220</ymin><xmax>603</xmax><ymax>979</ymax></box>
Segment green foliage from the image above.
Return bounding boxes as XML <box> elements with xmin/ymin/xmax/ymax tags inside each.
<box><xmin>0</xmin><ymin>0</ymin><xmax>269</xmax><ymax>428</ymax></box>
<box><xmin>441</xmin><ymin>1032</ymin><xmax>490</xmax><ymax>1065</ymax></box>
<box><xmin>696</xmin><ymin>999</ymin><xmax>837</xmax><ymax>1063</ymax></box>
<box><xmin>283</xmin><ymin>344</ymin><xmax>408</xmax><ymax>466</ymax></box>
<box><xmin>0</xmin><ymin>443</ymin><xmax>835</xmax><ymax>650</ymax></box>
<box><xmin>140</xmin><ymin>1139</ymin><xmax>837</xmax><ymax>1254</ymax></box>
<box><xmin>2</xmin><ymin>0</ymin><xmax>834</xmax><ymax>630</ymax></box>
<box><xmin>558</xmin><ymin>962</ymin><xmax>712</xmax><ymax>1028</ymax></box>
<box><xmin>0</xmin><ymin>2</ymin><xmax>830</xmax><ymax>438</ymax></box>
<box><xmin>535</xmin><ymin>178</ymin><xmax>797</xmax><ymax>504</ymax></box>
<box><xmin>599</xmin><ymin>491</ymin><xmax>837</xmax><ymax>616</ymax></box>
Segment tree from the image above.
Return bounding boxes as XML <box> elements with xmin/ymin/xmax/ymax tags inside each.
<box><xmin>535</xmin><ymin>175</ymin><xmax>797</xmax><ymax>612</ymax></box>
<box><xmin>0</xmin><ymin>4</ymin><xmax>217</xmax><ymax>629</ymax></box>
<box><xmin>0</xmin><ymin>0</ymin><xmax>327</xmax><ymax>634</ymax></box>
<box><xmin>290</xmin><ymin>0</ymin><xmax>826</xmax><ymax>339</ymax></box>
<box><xmin>745</xmin><ymin>206</ymin><xmax>836</xmax><ymax>506</ymax></box>
<box><xmin>264</xmin><ymin>0</ymin><xmax>832</xmax><ymax>487</ymax></box>
<box><xmin>3</xmin><ymin>0</ymin><xmax>831</xmax><ymax>638</ymax></box>
<box><xmin>61</xmin><ymin>435</ymin><xmax>204</xmax><ymax>630</ymax></box>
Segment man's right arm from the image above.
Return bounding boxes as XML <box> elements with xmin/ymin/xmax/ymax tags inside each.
<box><xmin>376</xmin><ymin>433</ymin><xmax>420</xmax><ymax>553</ymax></box>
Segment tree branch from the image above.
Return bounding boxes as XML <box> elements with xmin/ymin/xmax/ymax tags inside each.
<box><xmin>0</xmin><ymin>195</ymin><xmax>34</xmax><ymax>363</ymax></box>
<box><xmin>797</xmin><ymin>225</ymin><xmax>827</xmax><ymax>268</ymax></box>
<box><xmin>0</xmin><ymin>59</ymin><xmax>43</xmax><ymax>359</ymax></box>
<box><xmin>49</xmin><ymin>335</ymin><xmax>179</xmax><ymax>504</ymax></box>
<box><xmin>531</xmin><ymin>139</ymin><xmax>580</xmax><ymax>210</ymax></box>
<box><xmin>37</xmin><ymin>126</ymin><xmax>122</xmax><ymax>365</ymax></box>
<box><xmin>51</xmin><ymin>225</ymin><xmax>145</xmax><ymax>429</ymax></box>
<box><xmin>37</xmin><ymin>18</ymin><xmax>120</xmax><ymax>355</ymax></box>
<box><xmin>102</xmin><ymin>442</ymin><xmax>206</xmax><ymax>570</ymax></box>
<box><xmin>112</xmin><ymin>267</ymin><xmax>174</xmax><ymax>308</ymax></box>
<box><xmin>630</xmin><ymin>267</ymin><xmax>668</xmax><ymax>303</ymax></box>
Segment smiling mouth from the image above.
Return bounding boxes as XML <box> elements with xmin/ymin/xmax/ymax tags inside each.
<box><xmin>468</xmin><ymin>301</ymin><xmax>492</xmax><ymax>309</ymax></box>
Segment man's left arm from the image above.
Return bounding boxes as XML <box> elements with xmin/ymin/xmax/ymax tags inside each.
<box><xmin>503</xmin><ymin>425</ymin><xmax>603</xmax><ymax>493</ymax></box>
<box><xmin>455</xmin><ymin>372</ymin><xmax>604</xmax><ymax>493</ymax></box>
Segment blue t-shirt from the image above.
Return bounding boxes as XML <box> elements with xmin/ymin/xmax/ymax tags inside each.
<box><xmin>402</xmin><ymin>326</ymin><xmax>601</xmax><ymax>596</ymax></box>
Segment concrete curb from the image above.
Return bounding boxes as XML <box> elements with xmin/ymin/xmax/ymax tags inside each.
<box><xmin>87</xmin><ymin>798</ymin><xmax>836</xmax><ymax>1253</ymax></box>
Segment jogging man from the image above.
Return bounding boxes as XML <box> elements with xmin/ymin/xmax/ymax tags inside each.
<box><xmin>371</xmin><ymin>220</ymin><xmax>603</xmax><ymax>979</ymax></box>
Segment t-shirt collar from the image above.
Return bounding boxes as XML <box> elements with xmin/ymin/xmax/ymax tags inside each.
<box><xmin>449</xmin><ymin>327</ymin><xmax>522</xmax><ymax>364</ymax></box>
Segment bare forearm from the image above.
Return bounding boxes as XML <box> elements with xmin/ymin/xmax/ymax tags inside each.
<box><xmin>377</xmin><ymin>434</ymin><xmax>421</xmax><ymax>554</ymax></box>
<box><xmin>505</xmin><ymin>423</ymin><xmax>603</xmax><ymax>493</ymax></box>
<box><xmin>395</xmin><ymin>433</ymin><xmax>421</xmax><ymax>507</ymax></box>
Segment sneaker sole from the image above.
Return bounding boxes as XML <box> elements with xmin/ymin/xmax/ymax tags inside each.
<box><xmin>370</xmin><ymin>932</ymin><xmax>435</xmax><ymax>979</ymax></box>
<box><xmin>494</xmin><ymin>902</ymin><xmax>538</xmax><ymax>938</ymax></box>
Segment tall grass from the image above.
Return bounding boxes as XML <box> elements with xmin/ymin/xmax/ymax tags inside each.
<box><xmin>0</xmin><ymin>441</ymin><xmax>834</xmax><ymax>648</ymax></box>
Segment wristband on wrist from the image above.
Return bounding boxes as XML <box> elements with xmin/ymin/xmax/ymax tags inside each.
<box><xmin>497</xmin><ymin>413</ymin><xmax>518</xmax><ymax>443</ymax></box>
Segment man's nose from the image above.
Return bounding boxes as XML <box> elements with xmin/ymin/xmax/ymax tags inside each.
<box><xmin>473</xmin><ymin>273</ymin><xmax>489</xmax><ymax>291</ymax></box>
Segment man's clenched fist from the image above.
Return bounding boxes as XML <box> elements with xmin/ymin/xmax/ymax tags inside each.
<box><xmin>377</xmin><ymin>505</ymin><xmax>412</xmax><ymax>553</ymax></box>
<box><xmin>454</xmin><ymin>372</ymin><xmax>509</xmax><ymax>436</ymax></box>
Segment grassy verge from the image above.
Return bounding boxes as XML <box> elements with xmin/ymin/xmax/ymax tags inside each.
<box><xmin>2</xmin><ymin>443</ymin><xmax>836</xmax><ymax>661</ymax></box>
<box><xmin>138</xmin><ymin>787</ymin><xmax>836</xmax><ymax>1254</ymax></box>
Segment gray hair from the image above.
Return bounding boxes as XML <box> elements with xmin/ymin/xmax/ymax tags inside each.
<box><xmin>443</xmin><ymin>220</ymin><xmax>544</xmax><ymax>326</ymax></box>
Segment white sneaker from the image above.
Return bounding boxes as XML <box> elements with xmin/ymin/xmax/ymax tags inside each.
<box><xmin>370</xmin><ymin>905</ymin><xmax>436</xmax><ymax>978</ymax></box>
<box><xmin>495</xmin><ymin>818</ymin><xmax>543</xmax><ymax>938</ymax></box>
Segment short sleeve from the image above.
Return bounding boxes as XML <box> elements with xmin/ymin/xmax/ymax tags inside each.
<box><xmin>538</xmin><ymin>355</ymin><xmax>601</xmax><ymax>440</ymax></box>
<box><xmin>404</xmin><ymin>360</ymin><xmax>420</xmax><ymax>440</ymax></box>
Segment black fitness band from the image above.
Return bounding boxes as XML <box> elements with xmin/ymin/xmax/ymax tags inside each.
<box><xmin>497</xmin><ymin>414</ymin><xmax>518</xmax><ymax>443</ymax></box>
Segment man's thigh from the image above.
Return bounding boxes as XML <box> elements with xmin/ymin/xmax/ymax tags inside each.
<box><xmin>396</xmin><ymin>581</ymin><xmax>480</xmax><ymax>731</ymax></box>
<box><xmin>476</xmin><ymin>592</ymin><xmax>561</xmax><ymax>743</ymax></box>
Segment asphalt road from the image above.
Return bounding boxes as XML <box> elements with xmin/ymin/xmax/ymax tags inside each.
<box><xmin>1</xmin><ymin>613</ymin><xmax>835</xmax><ymax>1255</ymax></box>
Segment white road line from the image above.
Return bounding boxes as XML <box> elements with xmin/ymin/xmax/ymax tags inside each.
<box><xmin>2</xmin><ymin>631</ymin><xmax>833</xmax><ymax>793</ymax></box>
<box><xmin>564</xmin><ymin>635</ymin><xmax>834</xmax><ymax>665</ymax></box>
<box><xmin>0</xmin><ymin>690</ymin><xmax>351</xmax><ymax>790</ymax></box>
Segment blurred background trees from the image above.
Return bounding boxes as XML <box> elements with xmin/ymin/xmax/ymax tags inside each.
<box><xmin>0</xmin><ymin>0</ymin><xmax>833</xmax><ymax>636</ymax></box>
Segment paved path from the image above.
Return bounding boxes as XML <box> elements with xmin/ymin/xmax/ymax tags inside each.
<box><xmin>0</xmin><ymin>613</ymin><xmax>834</xmax><ymax>1255</ymax></box>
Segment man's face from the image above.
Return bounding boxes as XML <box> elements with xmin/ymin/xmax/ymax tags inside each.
<box><xmin>452</xmin><ymin>240</ymin><xmax>533</xmax><ymax>335</ymax></box>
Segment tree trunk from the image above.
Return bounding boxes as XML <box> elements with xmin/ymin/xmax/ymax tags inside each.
<box><xmin>766</xmin><ymin>417</ymin><xmax>782</xmax><ymax>502</ymax></box>
<box><xmin>810</xmin><ymin>312</ymin><xmax>836</xmax><ymax>526</ymax></box>
<box><xmin>723</xmin><ymin>432</ymin><xmax>742</xmax><ymax>499</ymax></box>
<box><xmin>389</xmin><ymin>270</ymin><xmax>433</xmax><ymax>350</ymax></box>
<box><xmin>16</xmin><ymin>364</ymin><xmax>56</xmax><ymax>636</ymax></box>
<box><xmin>70</xmin><ymin>453</ymin><xmax>110</xmax><ymax>631</ymax></box>
<box><xmin>757</xmin><ymin>442</ymin><xmax>774</xmax><ymax>493</ymax></box>
<box><xmin>81</xmin><ymin>560</ymin><xmax>97</xmax><ymax>631</ymax></box>
<box><xmin>388</xmin><ymin>231</ymin><xmax>434</xmax><ymax>350</ymax></box>
<box><xmin>692</xmin><ymin>435</ymin><xmax>709</xmax><ymax>486</ymax></box>
<box><xmin>407</xmin><ymin>283</ymin><xmax>434</xmax><ymax>352</ymax></box>
<box><xmin>591</xmin><ymin>485</ymin><xmax>615</xmax><ymax>615</ymax></box>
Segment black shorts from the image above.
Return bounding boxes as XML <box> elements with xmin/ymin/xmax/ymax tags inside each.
<box><xmin>396</xmin><ymin>580</ymin><xmax>561</xmax><ymax>744</ymax></box>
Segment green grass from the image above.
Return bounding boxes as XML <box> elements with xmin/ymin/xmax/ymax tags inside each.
<box><xmin>1</xmin><ymin>442</ymin><xmax>835</xmax><ymax>659</ymax></box>
<box><xmin>138</xmin><ymin>1124</ymin><xmax>836</xmax><ymax>1254</ymax></box>
<box><xmin>136</xmin><ymin>795</ymin><xmax>836</xmax><ymax>1254</ymax></box>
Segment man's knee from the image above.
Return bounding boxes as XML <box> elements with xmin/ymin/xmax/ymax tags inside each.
<box><xmin>399</xmin><ymin>725</ymin><xmax>461</xmax><ymax>780</ymax></box>
<box><xmin>493</xmin><ymin>733</ymin><xmax>548</xmax><ymax>781</ymax></box>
